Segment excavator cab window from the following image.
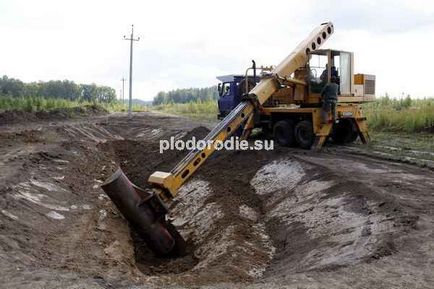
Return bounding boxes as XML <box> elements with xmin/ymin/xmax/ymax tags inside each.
<box><xmin>308</xmin><ymin>54</ymin><xmax>328</xmax><ymax>93</ymax></box>
<box><xmin>331</xmin><ymin>51</ymin><xmax>352</xmax><ymax>95</ymax></box>
<box><xmin>308</xmin><ymin>50</ymin><xmax>352</xmax><ymax>96</ymax></box>
<box><xmin>338</xmin><ymin>52</ymin><xmax>351</xmax><ymax>95</ymax></box>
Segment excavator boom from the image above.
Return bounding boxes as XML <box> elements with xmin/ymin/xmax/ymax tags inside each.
<box><xmin>101</xmin><ymin>22</ymin><xmax>334</xmax><ymax>256</ymax></box>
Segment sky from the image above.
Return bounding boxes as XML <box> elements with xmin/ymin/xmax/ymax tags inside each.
<box><xmin>1</xmin><ymin>0</ymin><xmax>434</xmax><ymax>100</ymax></box>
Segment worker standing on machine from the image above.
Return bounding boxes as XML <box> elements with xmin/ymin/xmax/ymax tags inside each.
<box><xmin>321</xmin><ymin>76</ymin><xmax>339</xmax><ymax>124</ymax></box>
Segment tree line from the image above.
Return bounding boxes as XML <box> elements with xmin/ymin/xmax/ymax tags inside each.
<box><xmin>153</xmin><ymin>86</ymin><xmax>218</xmax><ymax>105</ymax></box>
<box><xmin>0</xmin><ymin>75</ymin><xmax>116</xmax><ymax>102</ymax></box>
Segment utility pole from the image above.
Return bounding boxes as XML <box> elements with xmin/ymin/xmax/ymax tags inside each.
<box><xmin>123</xmin><ymin>25</ymin><xmax>140</xmax><ymax>119</ymax></box>
<box><xmin>121</xmin><ymin>77</ymin><xmax>126</xmax><ymax>104</ymax></box>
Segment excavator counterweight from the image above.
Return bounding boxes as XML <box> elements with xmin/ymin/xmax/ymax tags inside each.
<box><xmin>101</xmin><ymin>22</ymin><xmax>335</xmax><ymax>256</ymax></box>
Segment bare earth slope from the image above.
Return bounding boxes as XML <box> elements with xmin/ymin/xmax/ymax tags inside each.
<box><xmin>0</xmin><ymin>112</ymin><xmax>433</xmax><ymax>289</ymax></box>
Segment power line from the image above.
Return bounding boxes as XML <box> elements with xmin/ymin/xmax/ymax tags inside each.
<box><xmin>123</xmin><ymin>25</ymin><xmax>140</xmax><ymax>119</ymax></box>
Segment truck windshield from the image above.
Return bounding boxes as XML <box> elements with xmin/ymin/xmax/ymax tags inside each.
<box><xmin>222</xmin><ymin>83</ymin><xmax>231</xmax><ymax>96</ymax></box>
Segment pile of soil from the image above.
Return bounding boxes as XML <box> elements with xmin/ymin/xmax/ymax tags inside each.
<box><xmin>95</xmin><ymin>125</ymin><xmax>423</xmax><ymax>285</ymax></box>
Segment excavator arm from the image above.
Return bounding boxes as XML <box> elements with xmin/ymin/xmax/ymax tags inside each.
<box><xmin>149</xmin><ymin>21</ymin><xmax>334</xmax><ymax>199</ymax></box>
<box><xmin>101</xmin><ymin>22</ymin><xmax>334</xmax><ymax>256</ymax></box>
<box><xmin>148</xmin><ymin>101</ymin><xmax>255</xmax><ymax>199</ymax></box>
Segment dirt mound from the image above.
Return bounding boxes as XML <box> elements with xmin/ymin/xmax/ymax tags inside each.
<box><xmin>95</xmin><ymin>128</ymin><xmax>422</xmax><ymax>285</ymax></box>
<box><xmin>182</xmin><ymin>126</ymin><xmax>210</xmax><ymax>140</ymax></box>
<box><xmin>98</xmin><ymin>125</ymin><xmax>210</xmax><ymax>189</ymax></box>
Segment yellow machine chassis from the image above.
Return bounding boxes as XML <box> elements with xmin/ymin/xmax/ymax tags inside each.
<box><xmin>261</xmin><ymin>103</ymin><xmax>370</xmax><ymax>150</ymax></box>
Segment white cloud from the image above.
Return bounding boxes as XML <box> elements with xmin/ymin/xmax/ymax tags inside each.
<box><xmin>0</xmin><ymin>0</ymin><xmax>433</xmax><ymax>100</ymax></box>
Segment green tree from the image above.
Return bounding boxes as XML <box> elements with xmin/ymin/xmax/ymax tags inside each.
<box><xmin>0</xmin><ymin>75</ymin><xmax>117</xmax><ymax>104</ymax></box>
<box><xmin>153</xmin><ymin>86</ymin><xmax>218</xmax><ymax>105</ymax></box>
<box><xmin>80</xmin><ymin>84</ymin><xmax>98</xmax><ymax>102</ymax></box>
<box><xmin>0</xmin><ymin>75</ymin><xmax>25</xmax><ymax>96</ymax></box>
<box><xmin>96</xmin><ymin>86</ymin><xmax>116</xmax><ymax>102</ymax></box>
<box><xmin>402</xmin><ymin>95</ymin><xmax>412</xmax><ymax>109</ymax></box>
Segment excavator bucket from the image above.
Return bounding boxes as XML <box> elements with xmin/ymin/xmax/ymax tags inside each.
<box><xmin>101</xmin><ymin>168</ymin><xmax>186</xmax><ymax>257</ymax></box>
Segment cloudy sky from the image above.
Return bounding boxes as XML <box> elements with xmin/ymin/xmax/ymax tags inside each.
<box><xmin>1</xmin><ymin>0</ymin><xmax>433</xmax><ymax>100</ymax></box>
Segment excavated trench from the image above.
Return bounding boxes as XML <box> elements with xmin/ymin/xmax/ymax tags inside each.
<box><xmin>0</xmin><ymin>116</ymin><xmax>426</xmax><ymax>288</ymax></box>
<box><xmin>92</xmin><ymin>126</ymin><xmax>418</xmax><ymax>285</ymax></box>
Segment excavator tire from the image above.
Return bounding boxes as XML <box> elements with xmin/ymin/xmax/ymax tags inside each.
<box><xmin>295</xmin><ymin>120</ymin><xmax>314</xmax><ymax>149</ymax></box>
<box><xmin>273</xmin><ymin>120</ymin><xmax>295</xmax><ymax>146</ymax></box>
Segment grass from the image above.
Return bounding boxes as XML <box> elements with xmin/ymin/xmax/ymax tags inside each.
<box><xmin>369</xmin><ymin>131</ymin><xmax>434</xmax><ymax>155</ymax></box>
<box><xmin>152</xmin><ymin>97</ymin><xmax>434</xmax><ymax>133</ymax></box>
<box><xmin>152</xmin><ymin>99</ymin><xmax>218</xmax><ymax>119</ymax></box>
<box><xmin>0</xmin><ymin>96</ymin><xmax>85</xmax><ymax>112</ymax></box>
<box><xmin>363</xmin><ymin>97</ymin><xmax>434</xmax><ymax>133</ymax></box>
<box><xmin>6</xmin><ymin>95</ymin><xmax>430</xmax><ymax>133</ymax></box>
<box><xmin>0</xmin><ymin>96</ymin><xmax>148</xmax><ymax>113</ymax></box>
<box><xmin>102</xmin><ymin>101</ymin><xmax>149</xmax><ymax>112</ymax></box>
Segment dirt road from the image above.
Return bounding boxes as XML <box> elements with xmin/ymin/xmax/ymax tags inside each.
<box><xmin>0</xmin><ymin>112</ymin><xmax>433</xmax><ymax>289</ymax></box>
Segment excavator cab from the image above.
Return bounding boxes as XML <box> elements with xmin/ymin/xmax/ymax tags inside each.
<box><xmin>306</xmin><ymin>49</ymin><xmax>375</xmax><ymax>102</ymax></box>
<box><xmin>307</xmin><ymin>49</ymin><xmax>353</xmax><ymax>95</ymax></box>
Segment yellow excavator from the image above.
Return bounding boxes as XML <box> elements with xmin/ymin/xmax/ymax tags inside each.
<box><xmin>102</xmin><ymin>22</ymin><xmax>375</xmax><ymax>256</ymax></box>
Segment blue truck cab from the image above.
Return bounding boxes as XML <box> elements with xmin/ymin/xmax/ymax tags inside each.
<box><xmin>217</xmin><ymin>75</ymin><xmax>259</xmax><ymax>120</ymax></box>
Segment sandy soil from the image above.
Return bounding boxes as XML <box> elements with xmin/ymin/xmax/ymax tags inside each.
<box><xmin>0</xmin><ymin>112</ymin><xmax>433</xmax><ymax>289</ymax></box>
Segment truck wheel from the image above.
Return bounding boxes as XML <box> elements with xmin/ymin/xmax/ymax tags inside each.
<box><xmin>273</xmin><ymin>120</ymin><xmax>295</xmax><ymax>146</ymax></box>
<box><xmin>295</xmin><ymin>120</ymin><xmax>314</xmax><ymax>149</ymax></box>
<box><xmin>331</xmin><ymin>119</ymin><xmax>358</xmax><ymax>144</ymax></box>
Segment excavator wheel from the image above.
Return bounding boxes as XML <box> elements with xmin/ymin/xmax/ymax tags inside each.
<box><xmin>273</xmin><ymin>120</ymin><xmax>295</xmax><ymax>146</ymax></box>
<box><xmin>295</xmin><ymin>120</ymin><xmax>314</xmax><ymax>149</ymax></box>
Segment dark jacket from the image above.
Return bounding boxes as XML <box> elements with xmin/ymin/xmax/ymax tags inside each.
<box><xmin>321</xmin><ymin>83</ymin><xmax>339</xmax><ymax>102</ymax></box>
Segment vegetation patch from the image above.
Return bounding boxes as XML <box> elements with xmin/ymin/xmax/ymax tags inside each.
<box><xmin>363</xmin><ymin>96</ymin><xmax>434</xmax><ymax>133</ymax></box>
<box><xmin>151</xmin><ymin>91</ymin><xmax>434</xmax><ymax>134</ymax></box>
<box><xmin>0</xmin><ymin>75</ymin><xmax>149</xmax><ymax>115</ymax></box>
<box><xmin>152</xmin><ymin>99</ymin><xmax>217</xmax><ymax>119</ymax></box>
